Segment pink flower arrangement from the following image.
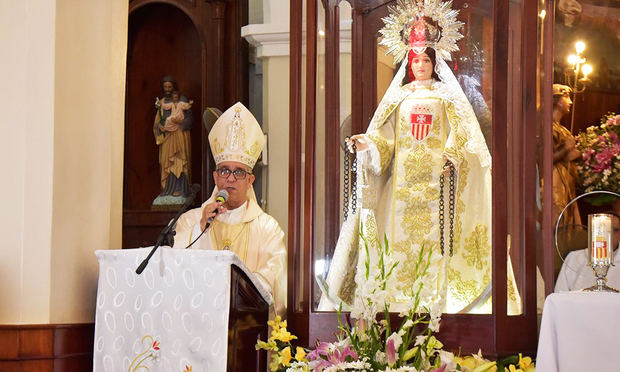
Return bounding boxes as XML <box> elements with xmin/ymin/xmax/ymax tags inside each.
<box><xmin>306</xmin><ymin>342</ymin><xmax>359</xmax><ymax>370</ymax></box>
<box><xmin>576</xmin><ymin>113</ymin><xmax>620</xmax><ymax>193</ymax></box>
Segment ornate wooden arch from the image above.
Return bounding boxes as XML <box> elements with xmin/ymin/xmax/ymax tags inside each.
<box><xmin>123</xmin><ymin>0</ymin><xmax>249</xmax><ymax>248</ymax></box>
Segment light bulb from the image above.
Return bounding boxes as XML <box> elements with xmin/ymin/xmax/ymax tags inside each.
<box><xmin>567</xmin><ymin>54</ymin><xmax>579</xmax><ymax>65</ymax></box>
<box><xmin>575</xmin><ymin>41</ymin><xmax>586</xmax><ymax>54</ymax></box>
<box><xmin>582</xmin><ymin>64</ymin><xmax>593</xmax><ymax>78</ymax></box>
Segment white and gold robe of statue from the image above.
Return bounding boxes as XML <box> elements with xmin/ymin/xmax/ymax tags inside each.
<box><xmin>321</xmin><ymin>79</ymin><xmax>521</xmax><ymax>314</ymax></box>
<box><xmin>173</xmin><ymin>188</ymin><xmax>287</xmax><ymax>316</ymax></box>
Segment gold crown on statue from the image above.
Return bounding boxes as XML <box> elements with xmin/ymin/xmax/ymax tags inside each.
<box><xmin>379</xmin><ymin>0</ymin><xmax>464</xmax><ymax>63</ymax></box>
<box><xmin>208</xmin><ymin>102</ymin><xmax>265</xmax><ymax>169</ymax></box>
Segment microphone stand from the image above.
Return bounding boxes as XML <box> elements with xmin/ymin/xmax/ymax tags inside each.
<box><xmin>136</xmin><ymin>185</ymin><xmax>200</xmax><ymax>275</ymax></box>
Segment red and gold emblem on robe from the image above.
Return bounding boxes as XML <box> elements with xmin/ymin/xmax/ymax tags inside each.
<box><xmin>410</xmin><ymin>112</ymin><xmax>433</xmax><ymax>140</ymax></box>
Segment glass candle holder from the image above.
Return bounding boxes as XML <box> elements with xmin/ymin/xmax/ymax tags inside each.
<box><xmin>585</xmin><ymin>213</ymin><xmax>619</xmax><ymax>292</ymax></box>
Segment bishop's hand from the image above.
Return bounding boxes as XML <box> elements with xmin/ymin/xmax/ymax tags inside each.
<box><xmin>200</xmin><ymin>201</ymin><xmax>227</xmax><ymax>231</ymax></box>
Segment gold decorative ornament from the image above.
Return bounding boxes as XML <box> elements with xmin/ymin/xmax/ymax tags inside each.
<box><xmin>379</xmin><ymin>0</ymin><xmax>464</xmax><ymax>63</ymax></box>
<box><xmin>208</xmin><ymin>102</ymin><xmax>265</xmax><ymax>168</ymax></box>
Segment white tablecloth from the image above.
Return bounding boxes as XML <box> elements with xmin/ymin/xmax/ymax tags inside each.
<box><xmin>536</xmin><ymin>292</ymin><xmax>620</xmax><ymax>372</ymax></box>
<box><xmin>93</xmin><ymin>247</ymin><xmax>271</xmax><ymax>372</ymax></box>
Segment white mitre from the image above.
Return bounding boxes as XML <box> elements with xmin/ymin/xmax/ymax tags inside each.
<box><xmin>208</xmin><ymin>102</ymin><xmax>265</xmax><ymax>168</ymax></box>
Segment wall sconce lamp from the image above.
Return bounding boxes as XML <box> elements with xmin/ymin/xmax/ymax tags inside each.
<box><xmin>566</xmin><ymin>41</ymin><xmax>593</xmax><ymax>133</ymax></box>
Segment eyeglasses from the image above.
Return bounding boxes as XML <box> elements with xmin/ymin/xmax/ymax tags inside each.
<box><xmin>215</xmin><ymin>167</ymin><xmax>252</xmax><ymax>180</ymax></box>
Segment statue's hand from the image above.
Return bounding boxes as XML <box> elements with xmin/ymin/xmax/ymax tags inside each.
<box><xmin>442</xmin><ymin>160</ymin><xmax>455</xmax><ymax>176</ymax></box>
<box><xmin>345</xmin><ymin>134</ymin><xmax>369</xmax><ymax>153</ymax></box>
<box><xmin>563</xmin><ymin>138</ymin><xmax>580</xmax><ymax>161</ymax></box>
<box><xmin>567</xmin><ymin>149</ymin><xmax>581</xmax><ymax>161</ymax></box>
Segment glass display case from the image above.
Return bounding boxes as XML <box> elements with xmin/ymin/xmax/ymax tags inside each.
<box><xmin>287</xmin><ymin>0</ymin><xmax>547</xmax><ymax>355</ymax></box>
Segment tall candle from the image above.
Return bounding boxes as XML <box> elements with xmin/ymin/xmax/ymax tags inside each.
<box><xmin>589</xmin><ymin>213</ymin><xmax>613</xmax><ymax>265</ymax></box>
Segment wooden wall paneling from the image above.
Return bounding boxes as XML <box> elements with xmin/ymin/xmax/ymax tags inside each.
<box><xmin>0</xmin><ymin>324</ymin><xmax>94</xmax><ymax>372</ymax></box>
<box><xmin>0</xmin><ymin>328</ymin><xmax>18</xmax><ymax>359</ymax></box>
<box><xmin>0</xmin><ymin>360</ymin><xmax>53</xmax><ymax>372</ymax></box>
<box><xmin>569</xmin><ymin>90</ymin><xmax>620</xmax><ymax>134</ymax></box>
<box><xmin>225</xmin><ymin>0</ymin><xmax>250</xmax><ymax>109</ymax></box>
<box><xmin>506</xmin><ymin>1</ymin><xmax>523</xmax><ymax>280</ymax></box>
<box><xmin>541</xmin><ymin>0</ymin><xmax>556</xmax><ymax>298</ymax></box>
<box><xmin>513</xmin><ymin>0</ymin><xmax>540</xmax><ymax>356</ymax></box>
<box><xmin>359</xmin><ymin>5</ymin><xmax>384</xmax><ymax>129</ymax></box>
<box><xmin>303</xmin><ymin>0</ymin><xmax>318</xmax><ymax>342</ymax></box>
<box><xmin>122</xmin><ymin>210</ymin><xmax>176</xmax><ymax>248</ymax></box>
<box><xmin>205</xmin><ymin>1</ymin><xmax>226</xmax><ymax>201</ymax></box>
<box><xmin>18</xmin><ymin>329</ymin><xmax>53</xmax><ymax>358</ymax></box>
<box><xmin>490</xmin><ymin>0</ymin><xmax>510</xmax><ymax>354</ymax></box>
<box><xmin>227</xmin><ymin>266</ymin><xmax>269</xmax><ymax>372</ymax></box>
<box><xmin>323</xmin><ymin>0</ymin><xmax>341</xmax><ymax>261</ymax></box>
<box><xmin>288</xmin><ymin>0</ymin><xmax>306</xmax><ymax>344</ymax></box>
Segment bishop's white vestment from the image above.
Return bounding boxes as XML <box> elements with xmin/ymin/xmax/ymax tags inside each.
<box><xmin>174</xmin><ymin>188</ymin><xmax>287</xmax><ymax>316</ymax></box>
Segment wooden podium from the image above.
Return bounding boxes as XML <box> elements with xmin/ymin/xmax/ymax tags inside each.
<box><xmin>93</xmin><ymin>248</ymin><xmax>269</xmax><ymax>372</ymax></box>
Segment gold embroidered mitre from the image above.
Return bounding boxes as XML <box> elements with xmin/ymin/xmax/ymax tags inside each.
<box><xmin>208</xmin><ymin>102</ymin><xmax>265</xmax><ymax>168</ymax></box>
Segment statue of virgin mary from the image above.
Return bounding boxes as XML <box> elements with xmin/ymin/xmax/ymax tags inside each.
<box><xmin>319</xmin><ymin>0</ymin><xmax>521</xmax><ymax>315</ymax></box>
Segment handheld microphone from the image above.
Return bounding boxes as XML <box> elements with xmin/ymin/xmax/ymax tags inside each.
<box><xmin>207</xmin><ymin>189</ymin><xmax>229</xmax><ymax>223</ymax></box>
<box><xmin>185</xmin><ymin>189</ymin><xmax>229</xmax><ymax>249</ymax></box>
<box><xmin>215</xmin><ymin>189</ymin><xmax>229</xmax><ymax>205</ymax></box>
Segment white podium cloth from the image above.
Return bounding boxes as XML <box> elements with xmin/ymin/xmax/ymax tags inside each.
<box><xmin>555</xmin><ymin>248</ymin><xmax>620</xmax><ymax>292</ymax></box>
<box><xmin>93</xmin><ymin>247</ymin><xmax>272</xmax><ymax>372</ymax></box>
<box><xmin>536</xmin><ymin>292</ymin><xmax>620</xmax><ymax>372</ymax></box>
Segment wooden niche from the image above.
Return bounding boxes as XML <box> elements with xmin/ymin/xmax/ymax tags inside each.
<box><xmin>123</xmin><ymin>0</ymin><xmax>249</xmax><ymax>248</ymax></box>
<box><xmin>288</xmin><ymin>0</ymin><xmax>544</xmax><ymax>358</ymax></box>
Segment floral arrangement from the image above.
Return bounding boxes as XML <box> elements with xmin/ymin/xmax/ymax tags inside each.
<box><xmin>257</xmin><ymin>233</ymin><xmax>536</xmax><ymax>372</ymax></box>
<box><xmin>576</xmin><ymin>112</ymin><xmax>620</xmax><ymax>196</ymax></box>
<box><xmin>256</xmin><ymin>315</ymin><xmax>307</xmax><ymax>371</ymax></box>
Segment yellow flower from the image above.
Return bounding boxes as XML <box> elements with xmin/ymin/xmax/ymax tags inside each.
<box><xmin>295</xmin><ymin>346</ymin><xmax>306</xmax><ymax>361</ymax></box>
<box><xmin>472</xmin><ymin>361</ymin><xmax>497</xmax><ymax>372</ymax></box>
<box><xmin>270</xmin><ymin>328</ymin><xmax>298</xmax><ymax>343</ymax></box>
<box><xmin>455</xmin><ymin>355</ymin><xmax>479</xmax><ymax>370</ymax></box>
<box><xmin>517</xmin><ymin>353</ymin><xmax>534</xmax><ymax>370</ymax></box>
<box><xmin>269</xmin><ymin>354</ymin><xmax>282</xmax><ymax>372</ymax></box>
<box><xmin>504</xmin><ymin>365</ymin><xmax>523</xmax><ymax>372</ymax></box>
<box><xmin>280</xmin><ymin>346</ymin><xmax>292</xmax><ymax>366</ymax></box>
<box><xmin>255</xmin><ymin>340</ymin><xmax>278</xmax><ymax>351</ymax></box>
<box><xmin>268</xmin><ymin>315</ymin><xmax>283</xmax><ymax>331</ymax></box>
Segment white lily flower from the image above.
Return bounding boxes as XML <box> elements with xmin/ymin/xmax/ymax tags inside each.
<box><xmin>415</xmin><ymin>335</ymin><xmax>427</xmax><ymax>346</ymax></box>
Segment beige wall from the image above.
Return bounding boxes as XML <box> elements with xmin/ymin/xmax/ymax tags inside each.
<box><xmin>1</xmin><ymin>0</ymin><xmax>56</xmax><ymax>324</ymax></box>
<box><xmin>0</xmin><ymin>0</ymin><xmax>127</xmax><ymax>324</ymax></box>
<box><xmin>262</xmin><ymin>56</ymin><xmax>290</xmax><ymax>235</ymax></box>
